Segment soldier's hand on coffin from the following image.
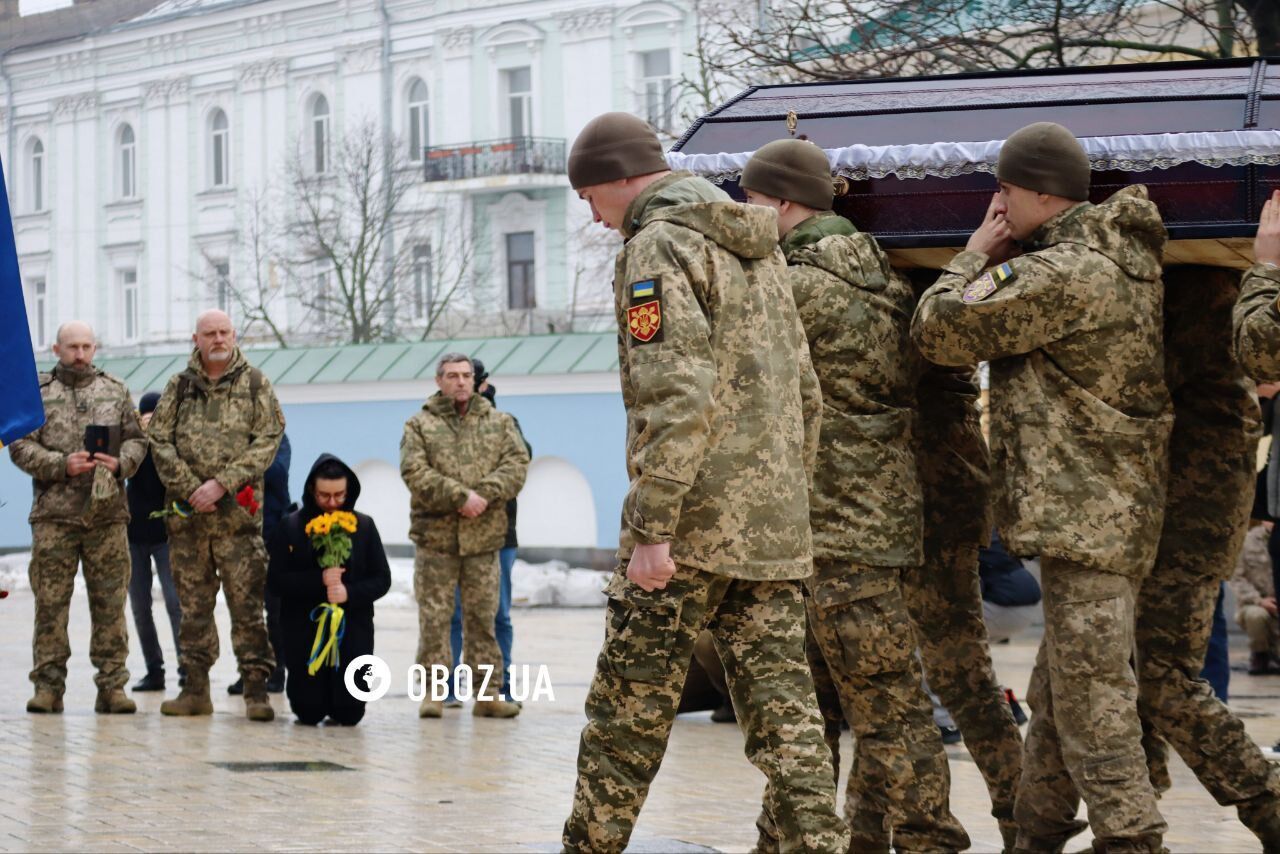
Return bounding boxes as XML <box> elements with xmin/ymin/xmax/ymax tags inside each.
<box><xmin>1257</xmin><ymin>189</ymin><xmax>1280</xmax><ymax>267</ymax></box>
<box><xmin>91</xmin><ymin>452</ymin><xmax>120</xmax><ymax>474</ymax></box>
<box><xmin>627</xmin><ymin>542</ymin><xmax>676</xmax><ymax>592</ymax></box>
<box><xmin>65</xmin><ymin>451</ymin><xmax>95</xmax><ymax>477</ymax></box>
<box><xmin>189</xmin><ymin>478</ymin><xmax>227</xmax><ymax>513</ymax></box>
<box><xmin>965</xmin><ymin>193</ymin><xmax>1017</xmax><ymax>263</ymax></box>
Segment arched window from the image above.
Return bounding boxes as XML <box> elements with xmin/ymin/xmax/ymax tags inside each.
<box><xmin>118</xmin><ymin>124</ymin><xmax>137</xmax><ymax>199</ymax></box>
<box><xmin>209</xmin><ymin>108</ymin><xmax>230</xmax><ymax>188</ymax></box>
<box><xmin>310</xmin><ymin>95</ymin><xmax>330</xmax><ymax>175</ymax></box>
<box><xmin>27</xmin><ymin>138</ymin><xmax>44</xmax><ymax>212</ymax></box>
<box><xmin>407</xmin><ymin>79</ymin><xmax>429</xmax><ymax>162</ymax></box>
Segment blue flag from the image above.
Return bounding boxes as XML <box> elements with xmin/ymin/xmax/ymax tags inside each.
<box><xmin>0</xmin><ymin>155</ymin><xmax>44</xmax><ymax>447</ymax></box>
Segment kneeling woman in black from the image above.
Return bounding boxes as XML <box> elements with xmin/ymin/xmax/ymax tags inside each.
<box><xmin>267</xmin><ymin>454</ymin><xmax>391</xmax><ymax>725</ymax></box>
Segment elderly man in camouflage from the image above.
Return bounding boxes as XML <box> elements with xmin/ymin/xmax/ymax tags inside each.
<box><xmin>400</xmin><ymin>353</ymin><xmax>529</xmax><ymax>720</ymax></box>
<box><xmin>148</xmin><ymin>310</ymin><xmax>285</xmax><ymax>722</ymax></box>
<box><xmin>740</xmin><ymin>138</ymin><xmax>969</xmax><ymax>853</ymax></box>
<box><xmin>912</xmin><ymin>122</ymin><xmax>1173</xmax><ymax>852</ymax></box>
<box><xmin>560</xmin><ymin>113</ymin><xmax>847</xmax><ymax>854</ymax></box>
<box><xmin>10</xmin><ymin>321</ymin><xmax>145</xmax><ymax>715</ymax></box>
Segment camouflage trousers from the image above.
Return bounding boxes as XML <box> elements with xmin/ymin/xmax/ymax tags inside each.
<box><xmin>1239</xmin><ymin>605</ymin><xmax>1280</xmax><ymax>655</ymax></box>
<box><xmin>28</xmin><ymin>522</ymin><xmax>131</xmax><ymax>693</ymax></box>
<box><xmin>413</xmin><ymin>551</ymin><xmax>502</xmax><ymax>689</ymax></box>
<box><xmin>168</xmin><ymin>516</ymin><xmax>274</xmax><ymax>683</ymax></box>
<box><xmin>563</xmin><ymin>565</ymin><xmax>848</xmax><ymax>854</ymax></box>
<box><xmin>1013</xmin><ymin>558</ymin><xmax>1165</xmax><ymax>852</ymax></box>
<box><xmin>1136</xmin><ymin>436</ymin><xmax>1280</xmax><ymax>844</ymax></box>
<box><xmin>902</xmin><ymin>541</ymin><xmax>1023</xmax><ymax>849</ymax></box>
<box><xmin>800</xmin><ymin>562</ymin><xmax>969</xmax><ymax>853</ymax></box>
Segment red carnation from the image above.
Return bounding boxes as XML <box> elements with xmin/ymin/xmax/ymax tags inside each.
<box><xmin>236</xmin><ymin>485</ymin><xmax>260</xmax><ymax>516</ymax></box>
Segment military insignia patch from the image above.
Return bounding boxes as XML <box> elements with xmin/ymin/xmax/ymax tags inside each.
<box><xmin>630</xmin><ymin>278</ymin><xmax>661</xmax><ymax>304</ymax></box>
<box><xmin>961</xmin><ymin>273</ymin><xmax>996</xmax><ymax>303</ymax></box>
<box><xmin>628</xmin><ymin>300</ymin><xmax>663</xmax><ymax>343</ymax></box>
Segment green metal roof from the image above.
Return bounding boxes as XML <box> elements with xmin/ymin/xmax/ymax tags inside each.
<box><xmin>36</xmin><ymin>332</ymin><xmax>619</xmax><ymax>394</ymax></box>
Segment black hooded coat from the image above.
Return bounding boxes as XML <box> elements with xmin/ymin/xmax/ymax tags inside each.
<box><xmin>267</xmin><ymin>453</ymin><xmax>391</xmax><ymax>725</ymax></box>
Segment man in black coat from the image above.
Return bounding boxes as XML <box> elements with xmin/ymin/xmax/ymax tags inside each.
<box><xmin>267</xmin><ymin>454</ymin><xmax>391</xmax><ymax>725</ymax></box>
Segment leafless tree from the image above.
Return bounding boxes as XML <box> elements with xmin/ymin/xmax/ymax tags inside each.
<box><xmin>280</xmin><ymin>122</ymin><xmax>433</xmax><ymax>345</ymax></box>
<box><xmin>565</xmin><ymin>218</ymin><xmax>620</xmax><ymax>333</ymax></box>
<box><xmin>702</xmin><ymin>0</ymin><xmax>1273</xmax><ymax>84</ymax></box>
<box><xmin>195</xmin><ymin>187</ymin><xmax>289</xmax><ymax>348</ymax></box>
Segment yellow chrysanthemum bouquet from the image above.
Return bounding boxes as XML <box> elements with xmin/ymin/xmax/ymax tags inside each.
<box><xmin>304</xmin><ymin>511</ymin><xmax>357</xmax><ymax>568</ymax></box>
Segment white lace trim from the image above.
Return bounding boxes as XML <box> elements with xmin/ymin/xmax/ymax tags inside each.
<box><xmin>666</xmin><ymin>130</ymin><xmax>1280</xmax><ymax>182</ymax></box>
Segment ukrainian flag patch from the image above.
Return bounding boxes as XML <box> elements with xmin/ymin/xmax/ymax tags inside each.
<box><xmin>631</xmin><ymin>279</ymin><xmax>656</xmax><ymax>299</ymax></box>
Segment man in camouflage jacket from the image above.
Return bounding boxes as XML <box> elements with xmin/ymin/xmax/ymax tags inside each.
<box><xmin>1235</xmin><ymin>189</ymin><xmax>1280</xmax><ymax>379</ymax></box>
<box><xmin>10</xmin><ymin>321</ymin><xmax>145</xmax><ymax>714</ymax></box>
<box><xmin>560</xmin><ymin>113</ymin><xmax>845</xmax><ymax>854</ymax></box>
<box><xmin>741</xmin><ymin>138</ymin><xmax>968</xmax><ymax>853</ymax></box>
<box><xmin>148</xmin><ymin>310</ymin><xmax>284</xmax><ymax>721</ymax></box>
<box><xmin>912</xmin><ymin>122</ymin><xmax>1172</xmax><ymax>852</ymax></box>
<box><xmin>400</xmin><ymin>353</ymin><xmax>529</xmax><ymax>720</ymax></box>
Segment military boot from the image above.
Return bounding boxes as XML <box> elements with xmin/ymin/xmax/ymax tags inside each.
<box><xmin>160</xmin><ymin>671</ymin><xmax>214</xmax><ymax>716</ymax></box>
<box><xmin>243</xmin><ymin>678</ymin><xmax>275</xmax><ymax>722</ymax></box>
<box><xmin>418</xmin><ymin>698</ymin><xmax>443</xmax><ymax>718</ymax></box>
<box><xmin>472</xmin><ymin>698</ymin><xmax>521</xmax><ymax>718</ymax></box>
<box><xmin>95</xmin><ymin>688</ymin><xmax>137</xmax><ymax>714</ymax></box>
<box><xmin>1238</xmin><ymin>793</ymin><xmax>1280</xmax><ymax>853</ymax></box>
<box><xmin>26</xmin><ymin>687</ymin><xmax>63</xmax><ymax>714</ymax></box>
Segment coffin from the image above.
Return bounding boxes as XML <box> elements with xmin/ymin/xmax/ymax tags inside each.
<box><xmin>668</xmin><ymin>58</ymin><xmax>1280</xmax><ymax>269</ymax></box>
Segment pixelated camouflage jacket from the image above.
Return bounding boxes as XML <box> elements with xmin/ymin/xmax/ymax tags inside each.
<box><xmin>613</xmin><ymin>171</ymin><xmax>821</xmax><ymax>580</ymax></box>
<box><xmin>1230</xmin><ymin>523</ymin><xmax>1275</xmax><ymax>611</ymax></box>
<box><xmin>400</xmin><ymin>392</ymin><xmax>529</xmax><ymax>556</ymax></box>
<box><xmin>781</xmin><ymin>212</ymin><xmax>922</xmax><ymax>568</ymax></box>
<box><xmin>147</xmin><ymin>347</ymin><xmax>285</xmax><ymax>529</ymax></box>
<box><xmin>1232</xmin><ymin>263</ymin><xmax>1280</xmax><ymax>380</ymax></box>
<box><xmin>912</xmin><ymin>185</ymin><xmax>1173</xmax><ymax>576</ymax></box>
<box><xmin>9</xmin><ymin>364</ymin><xmax>146</xmax><ymax>526</ymax></box>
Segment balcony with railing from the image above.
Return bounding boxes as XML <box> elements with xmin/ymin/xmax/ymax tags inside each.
<box><xmin>422</xmin><ymin>137</ymin><xmax>567</xmax><ymax>183</ymax></box>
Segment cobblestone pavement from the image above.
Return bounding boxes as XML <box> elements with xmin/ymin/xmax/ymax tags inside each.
<box><xmin>0</xmin><ymin>589</ymin><xmax>1275</xmax><ymax>852</ymax></box>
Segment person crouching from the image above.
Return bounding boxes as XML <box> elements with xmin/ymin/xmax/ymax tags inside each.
<box><xmin>267</xmin><ymin>454</ymin><xmax>391</xmax><ymax>725</ymax></box>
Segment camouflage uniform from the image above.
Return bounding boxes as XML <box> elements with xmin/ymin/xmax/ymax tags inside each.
<box><xmin>761</xmin><ymin>212</ymin><xmax>968</xmax><ymax>852</ymax></box>
<box><xmin>148</xmin><ymin>348</ymin><xmax>284</xmax><ymax>687</ymax></box>
<box><xmin>9</xmin><ymin>364</ymin><xmax>146</xmax><ymax>696</ymax></box>
<box><xmin>1135</xmin><ymin>265</ymin><xmax>1280</xmax><ymax>847</ymax></box>
<box><xmin>562</xmin><ymin>173</ymin><xmax>847</xmax><ymax>854</ymax></box>
<box><xmin>1233</xmin><ymin>261</ymin><xmax>1280</xmax><ymax>380</ymax></box>
<box><xmin>904</xmin><ymin>353</ymin><xmax>1025</xmax><ymax>851</ymax></box>
<box><xmin>1231</xmin><ymin>524</ymin><xmax>1280</xmax><ymax>658</ymax></box>
<box><xmin>912</xmin><ymin>186</ymin><xmax>1173</xmax><ymax>852</ymax></box>
<box><xmin>400</xmin><ymin>393</ymin><xmax>529</xmax><ymax>690</ymax></box>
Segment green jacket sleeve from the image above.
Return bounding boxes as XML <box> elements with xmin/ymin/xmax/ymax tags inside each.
<box><xmin>116</xmin><ymin>396</ymin><xmax>147</xmax><ymax>482</ymax></box>
<box><xmin>475</xmin><ymin>415</ymin><xmax>531</xmax><ymax>504</ymax></box>
<box><xmin>214</xmin><ymin>376</ymin><xmax>285</xmax><ymax>493</ymax></box>
<box><xmin>8</xmin><ymin>415</ymin><xmax>65</xmax><ymax>484</ymax></box>
<box><xmin>620</xmin><ymin>229</ymin><xmax>717</xmax><ymax>545</ymax></box>
<box><xmin>1233</xmin><ymin>263</ymin><xmax>1280</xmax><ymax>380</ymax></box>
<box><xmin>146</xmin><ymin>375</ymin><xmax>203</xmax><ymax>499</ymax></box>
<box><xmin>399</xmin><ymin>418</ymin><xmax>470</xmax><ymax>512</ymax></box>
<box><xmin>911</xmin><ymin>248</ymin><xmax>1082</xmax><ymax>367</ymax></box>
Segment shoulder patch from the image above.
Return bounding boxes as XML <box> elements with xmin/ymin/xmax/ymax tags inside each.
<box><xmin>630</xmin><ymin>278</ymin><xmax>661</xmax><ymax>304</ymax></box>
<box><xmin>628</xmin><ymin>300</ymin><xmax>663</xmax><ymax>344</ymax></box>
<box><xmin>961</xmin><ymin>263</ymin><xmax>1016</xmax><ymax>304</ymax></box>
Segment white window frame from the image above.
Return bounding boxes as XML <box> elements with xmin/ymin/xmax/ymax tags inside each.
<box><xmin>213</xmin><ymin>260</ymin><xmax>231</xmax><ymax>314</ymax></box>
<box><xmin>638</xmin><ymin>49</ymin><xmax>675</xmax><ymax>132</ymax></box>
<box><xmin>30</xmin><ymin>278</ymin><xmax>47</xmax><ymax>348</ymax></box>
<box><xmin>310</xmin><ymin>96</ymin><xmax>331</xmax><ymax>175</ymax></box>
<box><xmin>407</xmin><ymin>79</ymin><xmax>429</xmax><ymax>163</ymax></box>
<box><xmin>210</xmin><ymin>109</ymin><xmax>230</xmax><ymax>188</ymax></box>
<box><xmin>411</xmin><ymin>243</ymin><xmax>433</xmax><ymax>319</ymax></box>
<box><xmin>118</xmin><ymin>124</ymin><xmax>137</xmax><ymax>200</ymax></box>
<box><xmin>505</xmin><ymin>230</ymin><xmax>536</xmax><ymax>310</ymax></box>
<box><xmin>120</xmin><ymin>268</ymin><xmax>140</xmax><ymax>343</ymax></box>
<box><xmin>501</xmin><ymin>67</ymin><xmax>533</xmax><ymax>139</ymax></box>
<box><xmin>28</xmin><ymin>138</ymin><xmax>44</xmax><ymax>213</ymax></box>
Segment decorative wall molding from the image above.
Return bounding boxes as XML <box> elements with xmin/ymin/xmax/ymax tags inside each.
<box><xmin>556</xmin><ymin>7</ymin><xmax>615</xmax><ymax>41</ymax></box>
<box><xmin>238</xmin><ymin>59</ymin><xmax>289</xmax><ymax>89</ymax></box>
<box><xmin>53</xmin><ymin>92</ymin><xmax>99</xmax><ymax>119</ymax></box>
<box><xmin>440</xmin><ymin>26</ymin><xmax>474</xmax><ymax>59</ymax></box>
<box><xmin>142</xmin><ymin>76</ymin><xmax>191</xmax><ymax>106</ymax></box>
<box><xmin>340</xmin><ymin>41</ymin><xmax>382</xmax><ymax>73</ymax></box>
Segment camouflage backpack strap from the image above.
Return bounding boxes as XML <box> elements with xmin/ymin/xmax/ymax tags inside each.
<box><xmin>247</xmin><ymin>366</ymin><xmax>263</xmax><ymax>397</ymax></box>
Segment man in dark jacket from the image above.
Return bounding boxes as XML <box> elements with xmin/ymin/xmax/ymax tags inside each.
<box><xmin>126</xmin><ymin>391</ymin><xmax>183</xmax><ymax>692</ymax></box>
<box><xmin>267</xmin><ymin>454</ymin><xmax>391</xmax><ymax>726</ymax></box>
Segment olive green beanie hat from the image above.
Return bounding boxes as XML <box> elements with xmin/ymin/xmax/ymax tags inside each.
<box><xmin>740</xmin><ymin>138</ymin><xmax>834</xmax><ymax>211</ymax></box>
<box><xmin>568</xmin><ymin>112</ymin><xmax>669</xmax><ymax>190</ymax></box>
<box><xmin>995</xmin><ymin>122</ymin><xmax>1091</xmax><ymax>201</ymax></box>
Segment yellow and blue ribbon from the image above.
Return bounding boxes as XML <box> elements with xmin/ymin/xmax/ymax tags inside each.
<box><xmin>307</xmin><ymin>603</ymin><xmax>346</xmax><ymax>676</ymax></box>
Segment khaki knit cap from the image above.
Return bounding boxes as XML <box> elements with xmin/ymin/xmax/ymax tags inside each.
<box><xmin>568</xmin><ymin>112</ymin><xmax>669</xmax><ymax>190</ymax></box>
<box><xmin>740</xmin><ymin>139</ymin><xmax>834</xmax><ymax>211</ymax></box>
<box><xmin>996</xmin><ymin>122</ymin><xmax>1091</xmax><ymax>201</ymax></box>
